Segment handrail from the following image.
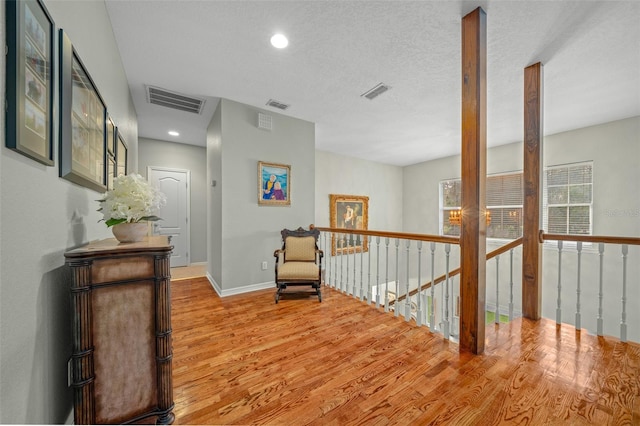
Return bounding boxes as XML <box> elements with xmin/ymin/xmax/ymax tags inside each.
<box><xmin>393</xmin><ymin>237</ymin><xmax>524</xmax><ymax>304</ymax></box>
<box><xmin>541</xmin><ymin>233</ymin><xmax>640</xmax><ymax>246</ymax></box>
<box><xmin>310</xmin><ymin>225</ymin><xmax>460</xmax><ymax>245</ymax></box>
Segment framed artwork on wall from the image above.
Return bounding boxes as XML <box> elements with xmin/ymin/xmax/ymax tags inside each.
<box><xmin>258</xmin><ymin>161</ymin><xmax>290</xmax><ymax>206</ymax></box>
<box><xmin>5</xmin><ymin>0</ymin><xmax>55</xmax><ymax>166</ymax></box>
<box><xmin>59</xmin><ymin>29</ymin><xmax>107</xmax><ymax>192</ymax></box>
<box><xmin>107</xmin><ymin>115</ymin><xmax>115</xmax><ymax>156</ymax></box>
<box><xmin>329</xmin><ymin>194</ymin><xmax>369</xmax><ymax>256</ymax></box>
<box><xmin>106</xmin><ymin>116</ymin><xmax>116</xmax><ymax>189</ymax></box>
<box><xmin>116</xmin><ymin>133</ymin><xmax>128</xmax><ymax>177</ymax></box>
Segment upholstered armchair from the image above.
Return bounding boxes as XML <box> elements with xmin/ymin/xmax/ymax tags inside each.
<box><xmin>273</xmin><ymin>227</ymin><xmax>323</xmax><ymax>303</ymax></box>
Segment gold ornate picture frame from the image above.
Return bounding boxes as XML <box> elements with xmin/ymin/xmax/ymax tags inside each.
<box><xmin>329</xmin><ymin>194</ymin><xmax>369</xmax><ymax>256</ymax></box>
<box><xmin>258</xmin><ymin>161</ymin><xmax>291</xmax><ymax>206</ymax></box>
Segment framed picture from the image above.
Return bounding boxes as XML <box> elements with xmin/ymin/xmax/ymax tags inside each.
<box><xmin>107</xmin><ymin>115</ymin><xmax>115</xmax><ymax>156</ymax></box>
<box><xmin>329</xmin><ymin>194</ymin><xmax>369</xmax><ymax>256</ymax></box>
<box><xmin>59</xmin><ymin>29</ymin><xmax>107</xmax><ymax>192</ymax></box>
<box><xmin>105</xmin><ymin>115</ymin><xmax>116</xmax><ymax>190</ymax></box>
<box><xmin>116</xmin><ymin>132</ymin><xmax>128</xmax><ymax>177</ymax></box>
<box><xmin>5</xmin><ymin>0</ymin><xmax>55</xmax><ymax>165</ymax></box>
<box><xmin>107</xmin><ymin>156</ymin><xmax>115</xmax><ymax>190</ymax></box>
<box><xmin>258</xmin><ymin>161</ymin><xmax>290</xmax><ymax>206</ymax></box>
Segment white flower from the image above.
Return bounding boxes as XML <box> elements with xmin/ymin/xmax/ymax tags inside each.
<box><xmin>97</xmin><ymin>174</ymin><xmax>167</xmax><ymax>227</ymax></box>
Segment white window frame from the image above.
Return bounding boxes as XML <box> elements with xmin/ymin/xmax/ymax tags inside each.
<box><xmin>439</xmin><ymin>162</ymin><xmax>593</xmax><ymax>242</ymax></box>
<box><xmin>542</xmin><ymin>161</ymin><xmax>593</xmax><ymax>236</ymax></box>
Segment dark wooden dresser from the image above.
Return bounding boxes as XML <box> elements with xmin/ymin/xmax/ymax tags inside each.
<box><xmin>65</xmin><ymin>236</ymin><xmax>174</xmax><ymax>424</ymax></box>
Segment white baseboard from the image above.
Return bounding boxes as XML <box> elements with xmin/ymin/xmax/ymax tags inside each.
<box><xmin>206</xmin><ymin>273</ymin><xmax>274</xmax><ymax>297</ymax></box>
<box><xmin>189</xmin><ymin>261</ymin><xmax>207</xmax><ymax>266</ymax></box>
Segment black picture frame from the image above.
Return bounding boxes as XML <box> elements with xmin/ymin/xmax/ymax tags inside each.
<box><xmin>106</xmin><ymin>115</ymin><xmax>116</xmax><ymax>190</ymax></box>
<box><xmin>107</xmin><ymin>115</ymin><xmax>115</xmax><ymax>156</ymax></box>
<box><xmin>116</xmin><ymin>132</ymin><xmax>128</xmax><ymax>177</ymax></box>
<box><xmin>59</xmin><ymin>29</ymin><xmax>107</xmax><ymax>192</ymax></box>
<box><xmin>5</xmin><ymin>0</ymin><xmax>55</xmax><ymax>166</ymax></box>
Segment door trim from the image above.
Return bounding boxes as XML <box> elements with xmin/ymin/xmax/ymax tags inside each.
<box><xmin>147</xmin><ymin>166</ymin><xmax>191</xmax><ymax>265</ymax></box>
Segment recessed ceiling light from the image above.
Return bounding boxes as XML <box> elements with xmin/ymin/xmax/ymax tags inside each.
<box><xmin>168</xmin><ymin>130</ymin><xmax>179</xmax><ymax>136</ymax></box>
<box><xmin>270</xmin><ymin>33</ymin><xmax>288</xmax><ymax>49</ymax></box>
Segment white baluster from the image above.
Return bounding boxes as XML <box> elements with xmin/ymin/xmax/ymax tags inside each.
<box><xmin>443</xmin><ymin>243</ymin><xmax>451</xmax><ymax>339</ymax></box>
<box><xmin>375</xmin><ymin>236</ymin><xmax>381</xmax><ymax>308</ymax></box>
<box><xmin>495</xmin><ymin>255</ymin><xmax>500</xmax><ymax>324</ymax></box>
<box><xmin>509</xmin><ymin>248</ymin><xmax>514</xmax><ymax>321</ymax></box>
<box><xmin>597</xmin><ymin>243</ymin><xmax>604</xmax><ymax>336</ymax></box>
<box><xmin>575</xmin><ymin>241</ymin><xmax>582</xmax><ymax>330</ymax></box>
<box><xmin>330</xmin><ymin>233</ymin><xmax>335</xmax><ymax>288</ymax></box>
<box><xmin>324</xmin><ymin>232</ymin><xmax>329</xmax><ymax>286</ymax></box>
<box><xmin>367</xmin><ymin>235</ymin><xmax>373</xmax><ymax>304</ymax></box>
<box><xmin>384</xmin><ymin>238</ymin><xmax>390</xmax><ymax>312</ymax></box>
<box><xmin>394</xmin><ymin>238</ymin><xmax>400</xmax><ymax>317</ymax></box>
<box><xmin>621</xmin><ymin>244</ymin><xmax>628</xmax><ymax>342</ymax></box>
<box><xmin>405</xmin><ymin>240</ymin><xmax>411</xmax><ymax>321</ymax></box>
<box><xmin>340</xmin><ymin>234</ymin><xmax>344</xmax><ymax>293</ymax></box>
<box><xmin>556</xmin><ymin>240</ymin><xmax>563</xmax><ymax>325</ymax></box>
<box><xmin>430</xmin><ymin>242</ymin><xmax>436</xmax><ymax>332</ymax></box>
<box><xmin>360</xmin><ymin>234</ymin><xmax>365</xmax><ymax>301</ymax></box>
<box><xmin>352</xmin><ymin>234</ymin><xmax>357</xmax><ymax>299</ymax></box>
<box><xmin>346</xmin><ymin>234</ymin><xmax>351</xmax><ymax>295</ymax></box>
<box><xmin>416</xmin><ymin>241</ymin><xmax>423</xmax><ymax>327</ymax></box>
<box><xmin>333</xmin><ymin>234</ymin><xmax>340</xmax><ymax>290</ymax></box>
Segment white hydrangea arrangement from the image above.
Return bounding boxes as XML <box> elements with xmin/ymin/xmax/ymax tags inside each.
<box><xmin>98</xmin><ymin>174</ymin><xmax>167</xmax><ymax>227</ymax></box>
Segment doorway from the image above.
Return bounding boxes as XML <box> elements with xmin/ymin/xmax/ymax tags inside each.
<box><xmin>147</xmin><ymin>166</ymin><xmax>191</xmax><ymax>267</ymax></box>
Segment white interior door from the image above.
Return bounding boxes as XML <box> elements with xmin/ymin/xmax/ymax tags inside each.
<box><xmin>147</xmin><ymin>167</ymin><xmax>190</xmax><ymax>267</ymax></box>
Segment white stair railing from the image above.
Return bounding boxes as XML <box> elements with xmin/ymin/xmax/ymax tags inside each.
<box><xmin>316</xmin><ymin>227</ymin><xmax>461</xmax><ymax>341</ymax></box>
<box><xmin>542</xmin><ymin>233</ymin><xmax>640</xmax><ymax>344</ymax></box>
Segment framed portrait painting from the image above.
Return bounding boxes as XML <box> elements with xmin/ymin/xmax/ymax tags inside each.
<box><xmin>5</xmin><ymin>0</ymin><xmax>55</xmax><ymax>165</ymax></box>
<box><xmin>59</xmin><ymin>29</ymin><xmax>107</xmax><ymax>192</ymax></box>
<box><xmin>329</xmin><ymin>194</ymin><xmax>369</xmax><ymax>256</ymax></box>
<box><xmin>258</xmin><ymin>161</ymin><xmax>290</xmax><ymax>206</ymax></box>
<box><xmin>116</xmin><ymin>132</ymin><xmax>128</xmax><ymax>177</ymax></box>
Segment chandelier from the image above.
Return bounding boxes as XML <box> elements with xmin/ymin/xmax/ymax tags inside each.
<box><xmin>448</xmin><ymin>209</ymin><xmax>491</xmax><ymax>226</ymax></box>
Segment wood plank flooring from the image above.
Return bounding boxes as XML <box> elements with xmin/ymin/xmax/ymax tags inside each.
<box><xmin>170</xmin><ymin>278</ymin><xmax>640</xmax><ymax>425</ymax></box>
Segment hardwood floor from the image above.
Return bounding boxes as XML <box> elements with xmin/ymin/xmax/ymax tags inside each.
<box><xmin>170</xmin><ymin>278</ymin><xmax>640</xmax><ymax>425</ymax></box>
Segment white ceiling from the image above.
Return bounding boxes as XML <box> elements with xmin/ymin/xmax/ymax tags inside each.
<box><xmin>105</xmin><ymin>0</ymin><xmax>640</xmax><ymax>167</ymax></box>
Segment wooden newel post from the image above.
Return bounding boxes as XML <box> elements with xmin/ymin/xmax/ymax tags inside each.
<box><xmin>522</xmin><ymin>62</ymin><xmax>544</xmax><ymax>319</ymax></box>
<box><xmin>460</xmin><ymin>7</ymin><xmax>487</xmax><ymax>355</ymax></box>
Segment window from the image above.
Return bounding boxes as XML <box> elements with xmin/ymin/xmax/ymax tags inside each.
<box><xmin>439</xmin><ymin>161</ymin><xmax>593</xmax><ymax>239</ymax></box>
<box><xmin>440</xmin><ymin>173</ymin><xmax>523</xmax><ymax>239</ymax></box>
<box><xmin>543</xmin><ymin>162</ymin><xmax>593</xmax><ymax>235</ymax></box>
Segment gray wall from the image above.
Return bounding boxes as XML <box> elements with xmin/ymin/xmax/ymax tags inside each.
<box><xmin>403</xmin><ymin>116</ymin><xmax>640</xmax><ymax>341</ymax></box>
<box><xmin>207</xmin><ymin>102</ymin><xmax>223</xmax><ymax>287</ymax></box>
<box><xmin>0</xmin><ymin>1</ymin><xmax>137</xmax><ymax>423</ymax></box>
<box><xmin>404</xmin><ymin>116</ymin><xmax>640</xmax><ymax>236</ymax></box>
<box><xmin>138</xmin><ymin>137</ymin><xmax>207</xmax><ymax>263</ymax></box>
<box><xmin>207</xmin><ymin>99</ymin><xmax>315</xmax><ymax>294</ymax></box>
<box><xmin>315</xmin><ymin>150</ymin><xmax>404</xmax><ymax>232</ymax></box>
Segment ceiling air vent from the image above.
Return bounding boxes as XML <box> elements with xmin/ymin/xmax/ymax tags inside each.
<box><xmin>146</xmin><ymin>85</ymin><xmax>205</xmax><ymax>114</ymax></box>
<box><xmin>266</xmin><ymin>99</ymin><xmax>289</xmax><ymax>110</ymax></box>
<box><xmin>258</xmin><ymin>113</ymin><xmax>272</xmax><ymax>130</ymax></box>
<box><xmin>361</xmin><ymin>83</ymin><xmax>390</xmax><ymax>100</ymax></box>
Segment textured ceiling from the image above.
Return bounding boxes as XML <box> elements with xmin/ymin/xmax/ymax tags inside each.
<box><xmin>105</xmin><ymin>1</ymin><xmax>640</xmax><ymax>167</ymax></box>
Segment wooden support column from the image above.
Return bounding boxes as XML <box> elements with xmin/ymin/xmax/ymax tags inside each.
<box><xmin>522</xmin><ymin>62</ymin><xmax>544</xmax><ymax>319</ymax></box>
<box><xmin>460</xmin><ymin>7</ymin><xmax>487</xmax><ymax>355</ymax></box>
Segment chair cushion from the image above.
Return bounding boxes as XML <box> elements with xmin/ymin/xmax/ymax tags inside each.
<box><xmin>285</xmin><ymin>236</ymin><xmax>316</xmax><ymax>261</ymax></box>
<box><xmin>278</xmin><ymin>262</ymin><xmax>319</xmax><ymax>280</ymax></box>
